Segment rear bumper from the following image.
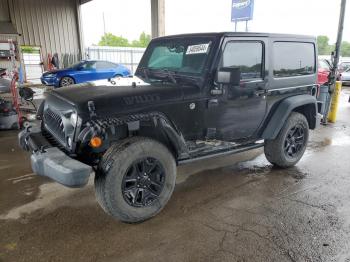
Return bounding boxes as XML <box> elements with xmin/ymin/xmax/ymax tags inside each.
<box><xmin>18</xmin><ymin>126</ymin><xmax>92</xmax><ymax>188</ymax></box>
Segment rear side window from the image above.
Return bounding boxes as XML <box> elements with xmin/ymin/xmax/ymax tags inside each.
<box><xmin>96</xmin><ymin>61</ymin><xmax>115</xmax><ymax>69</ymax></box>
<box><xmin>273</xmin><ymin>42</ymin><xmax>315</xmax><ymax>78</ymax></box>
<box><xmin>319</xmin><ymin>60</ymin><xmax>330</xmax><ymax>70</ymax></box>
<box><xmin>222</xmin><ymin>41</ymin><xmax>263</xmax><ymax>80</ymax></box>
<box><xmin>82</xmin><ymin>61</ymin><xmax>96</xmax><ymax>70</ymax></box>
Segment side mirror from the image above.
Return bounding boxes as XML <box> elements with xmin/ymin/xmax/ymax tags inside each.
<box><xmin>215</xmin><ymin>67</ymin><xmax>241</xmax><ymax>86</ymax></box>
<box><xmin>77</xmin><ymin>66</ymin><xmax>84</xmax><ymax>71</ymax></box>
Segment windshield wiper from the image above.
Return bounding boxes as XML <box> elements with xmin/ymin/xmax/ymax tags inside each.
<box><xmin>175</xmin><ymin>74</ymin><xmax>202</xmax><ymax>87</ymax></box>
<box><xmin>153</xmin><ymin>69</ymin><xmax>177</xmax><ymax>84</ymax></box>
<box><xmin>138</xmin><ymin>67</ymin><xmax>150</xmax><ymax>82</ymax></box>
<box><xmin>138</xmin><ymin>67</ymin><xmax>177</xmax><ymax>84</ymax></box>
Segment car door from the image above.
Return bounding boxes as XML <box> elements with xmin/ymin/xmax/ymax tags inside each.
<box><xmin>73</xmin><ymin>61</ymin><xmax>97</xmax><ymax>83</ymax></box>
<box><xmin>206</xmin><ymin>39</ymin><xmax>268</xmax><ymax>141</ymax></box>
<box><xmin>95</xmin><ymin>61</ymin><xmax>116</xmax><ymax>80</ymax></box>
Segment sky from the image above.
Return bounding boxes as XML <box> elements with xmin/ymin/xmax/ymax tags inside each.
<box><xmin>81</xmin><ymin>0</ymin><xmax>350</xmax><ymax>47</ymax></box>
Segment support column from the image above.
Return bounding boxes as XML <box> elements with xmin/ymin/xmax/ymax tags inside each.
<box><xmin>151</xmin><ymin>0</ymin><xmax>165</xmax><ymax>38</ymax></box>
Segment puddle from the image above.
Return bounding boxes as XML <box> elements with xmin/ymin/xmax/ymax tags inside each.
<box><xmin>308</xmin><ymin>134</ymin><xmax>350</xmax><ymax>152</ymax></box>
<box><xmin>329</xmin><ymin>134</ymin><xmax>350</xmax><ymax>146</ymax></box>
<box><xmin>236</xmin><ymin>154</ymin><xmax>270</xmax><ymax>170</ymax></box>
<box><xmin>233</xmin><ymin>154</ymin><xmax>272</xmax><ymax>175</ymax></box>
<box><xmin>0</xmin><ymin>176</ymin><xmax>94</xmax><ymax>220</ymax></box>
<box><xmin>285</xmin><ymin>167</ymin><xmax>309</xmax><ymax>179</ymax></box>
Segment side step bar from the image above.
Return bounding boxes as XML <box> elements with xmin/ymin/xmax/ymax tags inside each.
<box><xmin>178</xmin><ymin>142</ymin><xmax>264</xmax><ymax>165</ymax></box>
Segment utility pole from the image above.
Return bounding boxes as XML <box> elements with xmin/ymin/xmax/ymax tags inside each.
<box><xmin>333</xmin><ymin>0</ymin><xmax>347</xmax><ymax>72</ymax></box>
<box><xmin>323</xmin><ymin>0</ymin><xmax>347</xmax><ymax>124</ymax></box>
<box><xmin>102</xmin><ymin>12</ymin><xmax>106</xmax><ymax>35</ymax></box>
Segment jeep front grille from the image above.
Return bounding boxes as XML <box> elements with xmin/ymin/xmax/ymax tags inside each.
<box><xmin>43</xmin><ymin>108</ymin><xmax>65</xmax><ymax>144</ymax></box>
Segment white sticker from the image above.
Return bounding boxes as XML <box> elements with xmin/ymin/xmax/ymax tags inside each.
<box><xmin>186</xmin><ymin>43</ymin><xmax>210</xmax><ymax>55</ymax></box>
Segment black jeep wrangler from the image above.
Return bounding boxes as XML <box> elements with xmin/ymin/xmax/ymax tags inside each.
<box><xmin>19</xmin><ymin>32</ymin><xmax>321</xmax><ymax>223</ymax></box>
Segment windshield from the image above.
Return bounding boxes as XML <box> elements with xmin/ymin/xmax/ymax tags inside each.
<box><xmin>68</xmin><ymin>61</ymin><xmax>84</xmax><ymax>69</ymax></box>
<box><xmin>137</xmin><ymin>36</ymin><xmax>215</xmax><ymax>78</ymax></box>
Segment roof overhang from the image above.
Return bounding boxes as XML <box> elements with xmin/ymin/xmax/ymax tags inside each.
<box><xmin>0</xmin><ymin>22</ymin><xmax>18</xmax><ymax>35</ymax></box>
<box><xmin>79</xmin><ymin>0</ymin><xmax>93</xmax><ymax>4</ymax></box>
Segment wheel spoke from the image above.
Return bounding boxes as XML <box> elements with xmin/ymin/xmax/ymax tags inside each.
<box><xmin>133</xmin><ymin>188</ymin><xmax>141</xmax><ymax>204</ymax></box>
<box><xmin>124</xmin><ymin>178</ymin><xmax>137</xmax><ymax>184</ymax></box>
<box><xmin>150</xmin><ymin>168</ymin><xmax>164</xmax><ymax>184</ymax></box>
<box><xmin>124</xmin><ymin>187</ymin><xmax>138</xmax><ymax>202</ymax></box>
<box><xmin>141</xmin><ymin>189</ymin><xmax>157</xmax><ymax>205</ymax></box>
<box><xmin>126</xmin><ymin>165</ymin><xmax>139</xmax><ymax>179</ymax></box>
<box><xmin>145</xmin><ymin>159</ymin><xmax>157</xmax><ymax>174</ymax></box>
<box><xmin>295</xmin><ymin>135</ymin><xmax>304</xmax><ymax>144</ymax></box>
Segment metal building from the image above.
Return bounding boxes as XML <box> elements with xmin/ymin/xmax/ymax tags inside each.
<box><xmin>0</xmin><ymin>0</ymin><xmax>87</xmax><ymax>81</ymax></box>
<box><xmin>0</xmin><ymin>0</ymin><xmax>164</xmax><ymax>82</ymax></box>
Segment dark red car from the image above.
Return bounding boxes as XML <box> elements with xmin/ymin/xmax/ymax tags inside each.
<box><xmin>318</xmin><ymin>59</ymin><xmax>331</xmax><ymax>85</ymax></box>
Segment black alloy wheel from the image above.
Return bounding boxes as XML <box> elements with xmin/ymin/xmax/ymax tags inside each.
<box><xmin>284</xmin><ymin>124</ymin><xmax>306</xmax><ymax>158</ymax></box>
<box><xmin>122</xmin><ymin>157</ymin><xmax>165</xmax><ymax>207</ymax></box>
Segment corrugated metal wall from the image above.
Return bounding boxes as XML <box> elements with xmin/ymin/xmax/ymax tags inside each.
<box><xmin>0</xmin><ymin>0</ymin><xmax>82</xmax><ymax>71</ymax></box>
<box><xmin>0</xmin><ymin>0</ymin><xmax>10</xmax><ymax>21</ymax></box>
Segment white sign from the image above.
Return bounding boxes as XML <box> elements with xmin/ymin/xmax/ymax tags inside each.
<box><xmin>232</xmin><ymin>0</ymin><xmax>251</xmax><ymax>9</ymax></box>
<box><xmin>186</xmin><ymin>43</ymin><xmax>210</xmax><ymax>55</ymax></box>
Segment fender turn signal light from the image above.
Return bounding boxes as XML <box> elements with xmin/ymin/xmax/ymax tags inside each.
<box><xmin>90</xmin><ymin>136</ymin><xmax>102</xmax><ymax>148</ymax></box>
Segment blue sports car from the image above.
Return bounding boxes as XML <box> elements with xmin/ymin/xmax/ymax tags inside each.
<box><xmin>41</xmin><ymin>60</ymin><xmax>131</xmax><ymax>87</ymax></box>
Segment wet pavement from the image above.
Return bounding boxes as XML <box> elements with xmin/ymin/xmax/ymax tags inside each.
<box><xmin>1</xmin><ymin>88</ymin><xmax>350</xmax><ymax>262</ymax></box>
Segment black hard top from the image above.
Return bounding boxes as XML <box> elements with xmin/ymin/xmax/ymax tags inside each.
<box><xmin>155</xmin><ymin>32</ymin><xmax>316</xmax><ymax>41</ymax></box>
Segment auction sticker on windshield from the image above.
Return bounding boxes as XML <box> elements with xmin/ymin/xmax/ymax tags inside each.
<box><xmin>186</xmin><ymin>43</ymin><xmax>210</xmax><ymax>55</ymax></box>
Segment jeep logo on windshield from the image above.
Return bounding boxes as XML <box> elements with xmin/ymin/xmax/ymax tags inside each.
<box><xmin>123</xmin><ymin>94</ymin><xmax>161</xmax><ymax>105</ymax></box>
<box><xmin>232</xmin><ymin>0</ymin><xmax>250</xmax><ymax>9</ymax></box>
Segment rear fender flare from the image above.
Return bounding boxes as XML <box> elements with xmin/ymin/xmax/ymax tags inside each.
<box><xmin>262</xmin><ymin>95</ymin><xmax>317</xmax><ymax>140</ymax></box>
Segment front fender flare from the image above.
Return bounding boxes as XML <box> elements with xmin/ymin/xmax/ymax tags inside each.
<box><xmin>77</xmin><ymin>112</ymin><xmax>189</xmax><ymax>158</ymax></box>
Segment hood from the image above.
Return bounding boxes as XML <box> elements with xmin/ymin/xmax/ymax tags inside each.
<box><xmin>43</xmin><ymin>68</ymin><xmax>74</xmax><ymax>75</ymax></box>
<box><xmin>48</xmin><ymin>82</ymin><xmax>183</xmax><ymax>118</ymax></box>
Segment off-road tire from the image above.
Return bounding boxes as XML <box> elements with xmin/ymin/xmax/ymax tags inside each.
<box><xmin>264</xmin><ymin>112</ymin><xmax>309</xmax><ymax>168</ymax></box>
<box><xmin>94</xmin><ymin>137</ymin><xmax>176</xmax><ymax>223</ymax></box>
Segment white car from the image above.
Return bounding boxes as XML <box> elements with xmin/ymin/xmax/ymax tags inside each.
<box><xmin>91</xmin><ymin>75</ymin><xmax>147</xmax><ymax>87</ymax></box>
<box><xmin>341</xmin><ymin>68</ymin><xmax>350</xmax><ymax>86</ymax></box>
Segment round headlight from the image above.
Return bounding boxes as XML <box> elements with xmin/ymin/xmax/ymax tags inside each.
<box><xmin>45</xmin><ymin>73</ymin><xmax>56</xmax><ymax>77</ymax></box>
<box><xmin>70</xmin><ymin>112</ymin><xmax>78</xmax><ymax>126</ymax></box>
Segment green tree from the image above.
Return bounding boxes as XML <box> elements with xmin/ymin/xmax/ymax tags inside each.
<box><xmin>317</xmin><ymin>35</ymin><xmax>332</xmax><ymax>55</ymax></box>
<box><xmin>341</xmin><ymin>41</ymin><xmax>350</xmax><ymax>57</ymax></box>
<box><xmin>131</xmin><ymin>32</ymin><xmax>151</xmax><ymax>48</ymax></box>
<box><xmin>98</xmin><ymin>33</ymin><xmax>130</xmax><ymax>47</ymax></box>
<box><xmin>97</xmin><ymin>32</ymin><xmax>152</xmax><ymax>48</ymax></box>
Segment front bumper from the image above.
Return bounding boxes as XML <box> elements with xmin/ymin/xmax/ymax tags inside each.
<box><xmin>40</xmin><ymin>76</ymin><xmax>57</xmax><ymax>86</ymax></box>
<box><xmin>18</xmin><ymin>126</ymin><xmax>92</xmax><ymax>188</ymax></box>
